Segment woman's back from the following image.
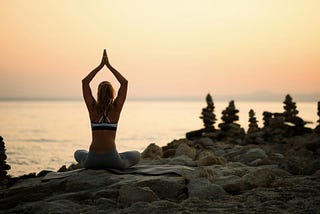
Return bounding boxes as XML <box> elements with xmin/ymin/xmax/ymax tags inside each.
<box><xmin>89</xmin><ymin>106</ymin><xmax>120</xmax><ymax>152</ymax></box>
<box><xmin>74</xmin><ymin>49</ymin><xmax>140</xmax><ymax>169</ymax></box>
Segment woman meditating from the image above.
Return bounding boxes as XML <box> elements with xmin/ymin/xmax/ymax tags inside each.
<box><xmin>74</xmin><ymin>50</ymin><xmax>140</xmax><ymax>169</ymax></box>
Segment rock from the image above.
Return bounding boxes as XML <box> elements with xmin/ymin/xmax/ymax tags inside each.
<box><xmin>195</xmin><ymin>137</ymin><xmax>214</xmax><ymax>148</ymax></box>
<box><xmin>2</xmin><ymin>126</ymin><xmax>320</xmax><ymax>213</ymax></box>
<box><xmin>214</xmin><ymin>175</ymin><xmax>242</xmax><ymax>193</ymax></box>
<box><xmin>217</xmin><ymin>162</ymin><xmax>251</xmax><ymax>177</ymax></box>
<box><xmin>67</xmin><ymin>163</ymin><xmax>82</xmax><ymax>171</ymax></box>
<box><xmin>162</xmin><ymin>148</ymin><xmax>176</xmax><ymax>158</ymax></box>
<box><xmin>200</xmin><ymin>94</ymin><xmax>217</xmax><ymax>130</ymax></box>
<box><xmin>36</xmin><ymin>170</ymin><xmax>52</xmax><ymax>177</ymax></box>
<box><xmin>93</xmin><ymin>197</ymin><xmax>117</xmax><ymax>210</ymax></box>
<box><xmin>313</xmin><ymin>169</ymin><xmax>320</xmax><ymax>177</ymax></box>
<box><xmin>188</xmin><ymin>178</ymin><xmax>226</xmax><ymax>200</ymax></box>
<box><xmin>168</xmin><ymin>155</ymin><xmax>197</xmax><ymax>167</ymax></box>
<box><xmin>241</xmin><ymin>148</ymin><xmax>268</xmax><ymax>163</ymax></box>
<box><xmin>241</xmin><ymin>168</ymin><xmax>276</xmax><ymax>190</ymax></box>
<box><xmin>57</xmin><ymin>165</ymin><xmax>68</xmax><ymax>172</ymax></box>
<box><xmin>141</xmin><ymin>143</ymin><xmax>163</xmax><ymax>159</ymax></box>
<box><xmin>136</xmin><ymin>176</ymin><xmax>187</xmax><ymax>200</ymax></box>
<box><xmin>197</xmin><ymin>154</ymin><xmax>226</xmax><ymax>166</ymax></box>
<box><xmin>0</xmin><ymin>136</ymin><xmax>10</xmax><ymax>188</ymax></box>
<box><xmin>196</xmin><ymin>150</ymin><xmax>214</xmax><ymax>160</ymax></box>
<box><xmin>175</xmin><ymin>143</ymin><xmax>196</xmax><ymax>160</ymax></box>
<box><xmin>163</xmin><ymin>139</ymin><xmax>193</xmax><ymax>151</ymax></box>
<box><xmin>121</xmin><ymin>200</ymin><xmax>183</xmax><ymax>214</ymax></box>
<box><xmin>118</xmin><ymin>185</ymin><xmax>159</xmax><ymax>204</ymax></box>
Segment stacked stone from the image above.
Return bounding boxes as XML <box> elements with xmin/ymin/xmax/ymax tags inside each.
<box><xmin>199</xmin><ymin>94</ymin><xmax>216</xmax><ymax>130</ymax></box>
<box><xmin>220</xmin><ymin>100</ymin><xmax>239</xmax><ymax>126</ymax></box>
<box><xmin>247</xmin><ymin>109</ymin><xmax>260</xmax><ymax>133</ymax></box>
<box><xmin>0</xmin><ymin>136</ymin><xmax>11</xmax><ymax>188</ymax></box>
<box><xmin>283</xmin><ymin>94</ymin><xmax>299</xmax><ymax>120</ymax></box>
<box><xmin>186</xmin><ymin>94</ymin><xmax>216</xmax><ymax>139</ymax></box>
<box><xmin>245</xmin><ymin>110</ymin><xmax>264</xmax><ymax>144</ymax></box>
<box><xmin>218</xmin><ymin>100</ymin><xmax>245</xmax><ymax>144</ymax></box>
<box><xmin>283</xmin><ymin>94</ymin><xmax>305</xmax><ymax>127</ymax></box>
<box><xmin>315</xmin><ymin>101</ymin><xmax>320</xmax><ymax>134</ymax></box>
<box><xmin>262</xmin><ymin>111</ymin><xmax>273</xmax><ymax>128</ymax></box>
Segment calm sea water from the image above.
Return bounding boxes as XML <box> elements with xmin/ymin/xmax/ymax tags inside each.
<box><xmin>0</xmin><ymin>100</ymin><xmax>318</xmax><ymax>176</ymax></box>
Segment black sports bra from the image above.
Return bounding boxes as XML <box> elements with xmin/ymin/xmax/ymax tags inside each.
<box><xmin>91</xmin><ymin>122</ymin><xmax>117</xmax><ymax>131</ymax></box>
<box><xmin>91</xmin><ymin>111</ymin><xmax>118</xmax><ymax>131</ymax></box>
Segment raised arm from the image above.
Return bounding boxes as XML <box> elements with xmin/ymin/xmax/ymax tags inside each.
<box><xmin>82</xmin><ymin>50</ymin><xmax>106</xmax><ymax>112</ymax></box>
<box><xmin>105</xmin><ymin>50</ymin><xmax>128</xmax><ymax>112</ymax></box>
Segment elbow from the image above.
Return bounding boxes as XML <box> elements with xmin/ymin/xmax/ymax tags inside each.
<box><xmin>82</xmin><ymin>78</ymin><xmax>89</xmax><ymax>85</ymax></box>
<box><xmin>122</xmin><ymin>79</ymin><xmax>128</xmax><ymax>86</ymax></box>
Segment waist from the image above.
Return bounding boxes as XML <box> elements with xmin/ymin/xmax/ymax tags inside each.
<box><xmin>90</xmin><ymin>132</ymin><xmax>116</xmax><ymax>152</ymax></box>
<box><xmin>90</xmin><ymin>141</ymin><xmax>116</xmax><ymax>152</ymax></box>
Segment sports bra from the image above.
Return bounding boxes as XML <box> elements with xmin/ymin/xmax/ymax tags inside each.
<box><xmin>91</xmin><ymin>122</ymin><xmax>117</xmax><ymax>131</ymax></box>
<box><xmin>91</xmin><ymin>111</ymin><xmax>118</xmax><ymax>131</ymax></box>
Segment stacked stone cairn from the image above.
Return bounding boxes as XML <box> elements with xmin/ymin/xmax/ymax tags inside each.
<box><xmin>262</xmin><ymin>111</ymin><xmax>273</xmax><ymax>128</ymax></box>
<box><xmin>283</xmin><ymin>94</ymin><xmax>312</xmax><ymax>135</ymax></box>
<box><xmin>0</xmin><ymin>136</ymin><xmax>11</xmax><ymax>189</ymax></box>
<box><xmin>283</xmin><ymin>94</ymin><xmax>299</xmax><ymax>119</ymax></box>
<box><xmin>186</xmin><ymin>94</ymin><xmax>217</xmax><ymax>139</ymax></box>
<box><xmin>200</xmin><ymin>94</ymin><xmax>216</xmax><ymax>132</ymax></box>
<box><xmin>244</xmin><ymin>110</ymin><xmax>264</xmax><ymax>144</ymax></box>
<box><xmin>218</xmin><ymin>100</ymin><xmax>245</xmax><ymax>144</ymax></box>
<box><xmin>247</xmin><ymin>109</ymin><xmax>259</xmax><ymax>133</ymax></box>
<box><xmin>315</xmin><ymin>101</ymin><xmax>320</xmax><ymax>134</ymax></box>
<box><xmin>283</xmin><ymin>94</ymin><xmax>304</xmax><ymax>127</ymax></box>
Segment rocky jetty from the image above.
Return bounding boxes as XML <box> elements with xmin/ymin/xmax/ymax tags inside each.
<box><xmin>0</xmin><ymin>136</ymin><xmax>11</xmax><ymax>189</ymax></box>
<box><xmin>1</xmin><ymin>95</ymin><xmax>320</xmax><ymax>213</ymax></box>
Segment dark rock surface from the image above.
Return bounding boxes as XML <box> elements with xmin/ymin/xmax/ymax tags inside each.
<box><xmin>0</xmin><ymin>136</ymin><xmax>10</xmax><ymax>189</ymax></box>
<box><xmin>1</xmin><ymin>133</ymin><xmax>320</xmax><ymax>213</ymax></box>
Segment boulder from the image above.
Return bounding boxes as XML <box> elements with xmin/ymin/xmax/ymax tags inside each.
<box><xmin>175</xmin><ymin>143</ymin><xmax>196</xmax><ymax>160</ymax></box>
<box><xmin>136</xmin><ymin>176</ymin><xmax>187</xmax><ymax>200</ymax></box>
<box><xmin>169</xmin><ymin>155</ymin><xmax>197</xmax><ymax>167</ymax></box>
<box><xmin>240</xmin><ymin>168</ymin><xmax>276</xmax><ymax>190</ymax></box>
<box><xmin>141</xmin><ymin>143</ymin><xmax>163</xmax><ymax>159</ymax></box>
<box><xmin>240</xmin><ymin>148</ymin><xmax>268</xmax><ymax>163</ymax></box>
<box><xmin>214</xmin><ymin>175</ymin><xmax>242</xmax><ymax>193</ymax></box>
<box><xmin>163</xmin><ymin>139</ymin><xmax>193</xmax><ymax>151</ymax></box>
<box><xmin>197</xmin><ymin>154</ymin><xmax>226</xmax><ymax>166</ymax></box>
<box><xmin>118</xmin><ymin>185</ymin><xmax>159</xmax><ymax>204</ymax></box>
<box><xmin>195</xmin><ymin>137</ymin><xmax>214</xmax><ymax>148</ymax></box>
<box><xmin>188</xmin><ymin>178</ymin><xmax>226</xmax><ymax>200</ymax></box>
<box><xmin>162</xmin><ymin>149</ymin><xmax>176</xmax><ymax>158</ymax></box>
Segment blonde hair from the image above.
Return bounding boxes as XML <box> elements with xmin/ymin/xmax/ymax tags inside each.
<box><xmin>96</xmin><ymin>81</ymin><xmax>115</xmax><ymax>114</ymax></box>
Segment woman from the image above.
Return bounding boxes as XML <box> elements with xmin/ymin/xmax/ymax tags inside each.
<box><xmin>74</xmin><ymin>50</ymin><xmax>140</xmax><ymax>169</ymax></box>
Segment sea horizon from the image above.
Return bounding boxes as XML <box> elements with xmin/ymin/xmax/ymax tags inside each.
<box><xmin>0</xmin><ymin>91</ymin><xmax>319</xmax><ymax>102</ymax></box>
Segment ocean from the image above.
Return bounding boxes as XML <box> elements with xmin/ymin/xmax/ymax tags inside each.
<box><xmin>0</xmin><ymin>100</ymin><xmax>318</xmax><ymax>176</ymax></box>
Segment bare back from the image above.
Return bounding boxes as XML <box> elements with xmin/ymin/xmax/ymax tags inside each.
<box><xmin>81</xmin><ymin>50</ymin><xmax>128</xmax><ymax>153</ymax></box>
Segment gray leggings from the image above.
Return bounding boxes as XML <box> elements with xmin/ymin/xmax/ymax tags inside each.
<box><xmin>74</xmin><ymin>149</ymin><xmax>141</xmax><ymax>170</ymax></box>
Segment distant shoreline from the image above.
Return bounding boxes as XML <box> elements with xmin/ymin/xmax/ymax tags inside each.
<box><xmin>0</xmin><ymin>93</ymin><xmax>319</xmax><ymax>102</ymax></box>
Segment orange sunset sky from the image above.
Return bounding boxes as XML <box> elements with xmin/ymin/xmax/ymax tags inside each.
<box><xmin>0</xmin><ymin>0</ymin><xmax>319</xmax><ymax>101</ymax></box>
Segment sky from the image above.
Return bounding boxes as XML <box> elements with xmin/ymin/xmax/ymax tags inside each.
<box><xmin>0</xmin><ymin>0</ymin><xmax>319</xmax><ymax>101</ymax></box>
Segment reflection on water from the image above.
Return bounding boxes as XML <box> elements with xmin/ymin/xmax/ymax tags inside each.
<box><xmin>0</xmin><ymin>100</ymin><xmax>318</xmax><ymax>176</ymax></box>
